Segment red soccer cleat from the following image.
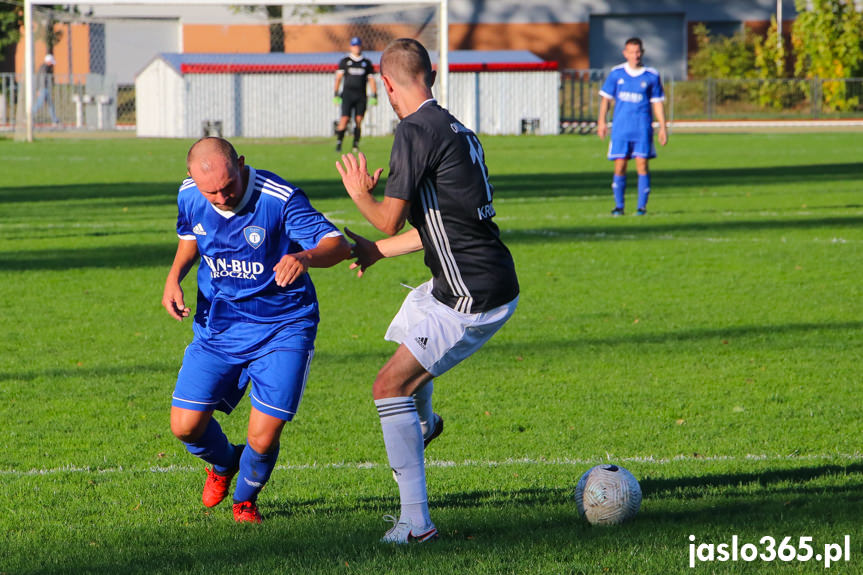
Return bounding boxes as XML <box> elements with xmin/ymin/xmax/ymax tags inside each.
<box><xmin>232</xmin><ymin>501</ymin><xmax>262</xmax><ymax>524</ymax></box>
<box><xmin>202</xmin><ymin>467</ymin><xmax>237</xmax><ymax>508</ymax></box>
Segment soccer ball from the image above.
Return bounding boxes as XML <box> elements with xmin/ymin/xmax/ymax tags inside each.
<box><xmin>574</xmin><ymin>464</ymin><xmax>642</xmax><ymax>525</ymax></box>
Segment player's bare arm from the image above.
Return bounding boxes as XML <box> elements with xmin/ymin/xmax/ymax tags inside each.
<box><xmin>653</xmin><ymin>101</ymin><xmax>668</xmax><ymax>146</ymax></box>
<box><xmin>343</xmin><ymin>226</ymin><xmax>423</xmax><ymax>278</ymax></box>
<box><xmin>336</xmin><ymin>151</ymin><xmax>409</xmax><ymax>235</ymax></box>
<box><xmin>597</xmin><ymin>97</ymin><xmax>612</xmax><ymax>139</ymax></box>
<box><xmin>162</xmin><ymin>238</ymin><xmax>198</xmax><ymax>321</ymax></box>
<box><xmin>273</xmin><ymin>234</ymin><xmax>351</xmax><ymax>287</ymax></box>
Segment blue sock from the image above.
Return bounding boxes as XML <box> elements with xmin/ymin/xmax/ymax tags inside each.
<box><xmin>612</xmin><ymin>175</ymin><xmax>626</xmax><ymax>209</ymax></box>
<box><xmin>637</xmin><ymin>174</ymin><xmax>651</xmax><ymax>210</ymax></box>
<box><xmin>233</xmin><ymin>442</ymin><xmax>279</xmax><ymax>504</ymax></box>
<box><xmin>183</xmin><ymin>418</ymin><xmax>238</xmax><ymax>473</ymax></box>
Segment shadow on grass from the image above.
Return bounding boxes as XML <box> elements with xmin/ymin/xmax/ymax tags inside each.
<box><xmin>641</xmin><ymin>462</ymin><xmax>863</xmax><ymax>501</ymax></box>
<box><xmin>503</xmin><ymin>214</ymin><xmax>863</xmax><ymax>244</ymax></box>
<box><xmin>3</xmin><ymin>212</ymin><xmax>860</xmax><ymax>271</ymax></box>
<box><xmin>3</xmin><ymin>161</ymin><xmax>859</xmax><ymax>207</ymax></box>
<box><xmin>36</xmin><ymin>461</ymin><xmax>863</xmax><ymax>574</ymax></box>
<box><xmin>0</xmin><ymin>242</ymin><xmax>175</xmax><ymax>271</ymax></box>
<box><xmin>0</xmin><ymin>182</ymin><xmax>176</xmax><ymax>205</ymax></box>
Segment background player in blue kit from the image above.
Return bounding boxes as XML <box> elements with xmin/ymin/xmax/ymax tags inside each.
<box><xmin>597</xmin><ymin>37</ymin><xmax>668</xmax><ymax>216</ymax></box>
<box><xmin>162</xmin><ymin>137</ymin><xmax>350</xmax><ymax>523</ymax></box>
<box><xmin>333</xmin><ymin>36</ymin><xmax>378</xmax><ymax>153</ymax></box>
<box><xmin>336</xmin><ymin>39</ymin><xmax>519</xmax><ymax>544</ymax></box>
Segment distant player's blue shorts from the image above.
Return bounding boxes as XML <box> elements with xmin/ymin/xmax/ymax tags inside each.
<box><xmin>608</xmin><ymin>133</ymin><xmax>656</xmax><ymax>160</ymax></box>
<box><xmin>172</xmin><ymin>336</ymin><xmax>314</xmax><ymax>421</ymax></box>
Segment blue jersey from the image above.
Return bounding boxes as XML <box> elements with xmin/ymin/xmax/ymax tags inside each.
<box><xmin>600</xmin><ymin>64</ymin><xmax>664</xmax><ymax>140</ymax></box>
<box><xmin>176</xmin><ymin>166</ymin><xmax>341</xmax><ymax>357</ymax></box>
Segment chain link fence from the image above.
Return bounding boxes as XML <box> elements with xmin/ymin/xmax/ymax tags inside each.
<box><xmin>4</xmin><ymin>70</ymin><xmax>863</xmax><ymax>135</ymax></box>
<box><xmin>561</xmin><ymin>71</ymin><xmax>863</xmax><ymax>131</ymax></box>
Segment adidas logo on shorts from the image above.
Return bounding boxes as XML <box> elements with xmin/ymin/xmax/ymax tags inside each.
<box><xmin>415</xmin><ymin>336</ymin><xmax>428</xmax><ymax>349</ymax></box>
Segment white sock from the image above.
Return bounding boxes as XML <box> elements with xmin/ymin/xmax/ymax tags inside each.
<box><xmin>412</xmin><ymin>380</ymin><xmax>434</xmax><ymax>438</ymax></box>
<box><xmin>375</xmin><ymin>397</ymin><xmax>432</xmax><ymax>527</ymax></box>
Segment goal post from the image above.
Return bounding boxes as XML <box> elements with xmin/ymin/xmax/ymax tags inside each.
<box><xmin>20</xmin><ymin>0</ymin><xmax>448</xmax><ymax>141</ymax></box>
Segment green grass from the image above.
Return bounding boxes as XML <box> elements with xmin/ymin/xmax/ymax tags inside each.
<box><xmin>1</xmin><ymin>132</ymin><xmax>862</xmax><ymax>574</ymax></box>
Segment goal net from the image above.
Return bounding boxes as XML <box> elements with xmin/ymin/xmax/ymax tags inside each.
<box><xmin>17</xmin><ymin>0</ymin><xmax>447</xmax><ymax>140</ymax></box>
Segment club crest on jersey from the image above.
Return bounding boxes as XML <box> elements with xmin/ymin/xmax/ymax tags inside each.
<box><xmin>244</xmin><ymin>226</ymin><xmax>266</xmax><ymax>249</ymax></box>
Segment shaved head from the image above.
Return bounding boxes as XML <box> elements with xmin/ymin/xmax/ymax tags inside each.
<box><xmin>186</xmin><ymin>137</ymin><xmax>246</xmax><ymax>211</ymax></box>
<box><xmin>187</xmin><ymin>137</ymin><xmax>240</xmax><ymax>174</ymax></box>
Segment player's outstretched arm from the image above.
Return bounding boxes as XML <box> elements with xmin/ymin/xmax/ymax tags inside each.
<box><xmin>273</xmin><ymin>234</ymin><xmax>351</xmax><ymax>287</ymax></box>
<box><xmin>162</xmin><ymin>239</ymin><xmax>198</xmax><ymax>321</ymax></box>
<box><xmin>336</xmin><ymin>151</ymin><xmax>408</xmax><ymax>236</ymax></box>
<box><xmin>344</xmin><ymin>226</ymin><xmax>423</xmax><ymax>278</ymax></box>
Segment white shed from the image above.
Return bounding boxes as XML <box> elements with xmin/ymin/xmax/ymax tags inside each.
<box><xmin>135</xmin><ymin>50</ymin><xmax>559</xmax><ymax>138</ymax></box>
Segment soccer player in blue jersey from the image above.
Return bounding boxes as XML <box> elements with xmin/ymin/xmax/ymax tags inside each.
<box><xmin>162</xmin><ymin>137</ymin><xmax>350</xmax><ymax>523</ymax></box>
<box><xmin>597</xmin><ymin>37</ymin><xmax>668</xmax><ymax>216</ymax></box>
<box><xmin>336</xmin><ymin>39</ymin><xmax>519</xmax><ymax>544</ymax></box>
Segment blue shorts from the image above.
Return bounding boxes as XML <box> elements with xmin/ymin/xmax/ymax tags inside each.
<box><xmin>608</xmin><ymin>133</ymin><xmax>656</xmax><ymax>160</ymax></box>
<box><xmin>172</xmin><ymin>338</ymin><xmax>314</xmax><ymax>421</ymax></box>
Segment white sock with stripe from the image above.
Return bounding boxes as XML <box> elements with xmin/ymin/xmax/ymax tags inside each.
<box><xmin>375</xmin><ymin>397</ymin><xmax>432</xmax><ymax>527</ymax></box>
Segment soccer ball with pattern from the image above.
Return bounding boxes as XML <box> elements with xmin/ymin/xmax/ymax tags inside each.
<box><xmin>574</xmin><ymin>464</ymin><xmax>642</xmax><ymax>525</ymax></box>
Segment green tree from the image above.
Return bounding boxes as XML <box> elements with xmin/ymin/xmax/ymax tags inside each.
<box><xmin>792</xmin><ymin>0</ymin><xmax>863</xmax><ymax>111</ymax></box>
<box><xmin>753</xmin><ymin>16</ymin><xmax>798</xmax><ymax>110</ymax></box>
<box><xmin>688</xmin><ymin>23</ymin><xmax>759</xmax><ymax>80</ymax></box>
<box><xmin>0</xmin><ymin>3</ymin><xmax>22</xmax><ymax>71</ymax></box>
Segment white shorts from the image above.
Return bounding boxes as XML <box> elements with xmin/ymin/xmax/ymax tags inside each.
<box><xmin>385</xmin><ymin>280</ymin><xmax>518</xmax><ymax>376</ymax></box>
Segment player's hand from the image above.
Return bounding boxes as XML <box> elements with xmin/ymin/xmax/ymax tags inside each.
<box><xmin>658</xmin><ymin>127</ymin><xmax>668</xmax><ymax>146</ymax></box>
<box><xmin>336</xmin><ymin>151</ymin><xmax>383</xmax><ymax>200</ymax></box>
<box><xmin>274</xmin><ymin>253</ymin><xmax>310</xmax><ymax>286</ymax></box>
<box><xmin>597</xmin><ymin>122</ymin><xmax>608</xmax><ymax>139</ymax></box>
<box><xmin>369</xmin><ymin>95</ymin><xmax>378</xmax><ymax>106</ymax></box>
<box><xmin>344</xmin><ymin>227</ymin><xmax>384</xmax><ymax>278</ymax></box>
<box><xmin>162</xmin><ymin>282</ymin><xmax>190</xmax><ymax>321</ymax></box>
<box><xmin>333</xmin><ymin>95</ymin><xmax>342</xmax><ymax>105</ymax></box>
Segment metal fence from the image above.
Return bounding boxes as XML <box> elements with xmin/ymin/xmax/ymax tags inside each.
<box><xmin>560</xmin><ymin>71</ymin><xmax>863</xmax><ymax>130</ymax></box>
<box><xmin>4</xmin><ymin>71</ymin><xmax>863</xmax><ymax>135</ymax></box>
<box><xmin>0</xmin><ymin>73</ymin><xmax>133</xmax><ymax>133</ymax></box>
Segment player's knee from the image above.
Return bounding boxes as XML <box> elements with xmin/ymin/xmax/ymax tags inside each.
<box><xmin>246</xmin><ymin>432</ymin><xmax>279</xmax><ymax>454</ymax></box>
<box><xmin>170</xmin><ymin>411</ymin><xmax>208</xmax><ymax>442</ymax></box>
<box><xmin>171</xmin><ymin>421</ymin><xmax>202</xmax><ymax>443</ymax></box>
<box><xmin>372</xmin><ymin>371</ymin><xmax>404</xmax><ymax>399</ymax></box>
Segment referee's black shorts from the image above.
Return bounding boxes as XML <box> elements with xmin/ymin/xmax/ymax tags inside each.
<box><xmin>340</xmin><ymin>91</ymin><xmax>368</xmax><ymax>118</ymax></box>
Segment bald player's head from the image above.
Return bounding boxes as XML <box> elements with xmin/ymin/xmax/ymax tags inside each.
<box><xmin>186</xmin><ymin>137</ymin><xmax>246</xmax><ymax>211</ymax></box>
<box><xmin>187</xmin><ymin>137</ymin><xmax>240</xmax><ymax>174</ymax></box>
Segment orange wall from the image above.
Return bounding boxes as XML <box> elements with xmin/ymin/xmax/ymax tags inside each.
<box><xmin>183</xmin><ymin>25</ymin><xmax>273</xmax><ymax>53</ymax></box>
<box><xmin>184</xmin><ymin>22</ymin><xmax>586</xmax><ymax>68</ymax></box>
<box><xmin>450</xmin><ymin>22</ymin><xmax>589</xmax><ymax>70</ymax></box>
<box><xmin>16</xmin><ymin>22</ymin><xmax>90</xmax><ymax>79</ymax></box>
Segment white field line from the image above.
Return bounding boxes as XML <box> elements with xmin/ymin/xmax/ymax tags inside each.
<box><xmin>2</xmin><ymin>452</ymin><xmax>861</xmax><ymax>477</ymax></box>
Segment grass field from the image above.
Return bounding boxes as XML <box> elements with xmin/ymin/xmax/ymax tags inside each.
<box><xmin>1</xmin><ymin>131</ymin><xmax>862</xmax><ymax>574</ymax></box>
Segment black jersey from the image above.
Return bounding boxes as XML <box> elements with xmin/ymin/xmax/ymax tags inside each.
<box><xmin>384</xmin><ymin>100</ymin><xmax>519</xmax><ymax>314</ymax></box>
<box><xmin>337</xmin><ymin>55</ymin><xmax>374</xmax><ymax>95</ymax></box>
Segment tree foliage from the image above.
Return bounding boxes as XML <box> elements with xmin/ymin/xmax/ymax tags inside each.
<box><xmin>0</xmin><ymin>3</ymin><xmax>22</xmax><ymax>64</ymax></box>
<box><xmin>792</xmin><ymin>0</ymin><xmax>863</xmax><ymax>111</ymax></box>
<box><xmin>688</xmin><ymin>23</ymin><xmax>759</xmax><ymax>80</ymax></box>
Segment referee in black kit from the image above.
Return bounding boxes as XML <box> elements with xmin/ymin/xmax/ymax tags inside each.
<box><xmin>335</xmin><ymin>38</ymin><xmax>519</xmax><ymax>543</ymax></box>
<box><xmin>333</xmin><ymin>36</ymin><xmax>378</xmax><ymax>153</ymax></box>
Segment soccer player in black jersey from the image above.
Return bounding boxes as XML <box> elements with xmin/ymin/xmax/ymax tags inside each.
<box><xmin>336</xmin><ymin>38</ymin><xmax>519</xmax><ymax>544</ymax></box>
<box><xmin>333</xmin><ymin>36</ymin><xmax>378</xmax><ymax>153</ymax></box>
